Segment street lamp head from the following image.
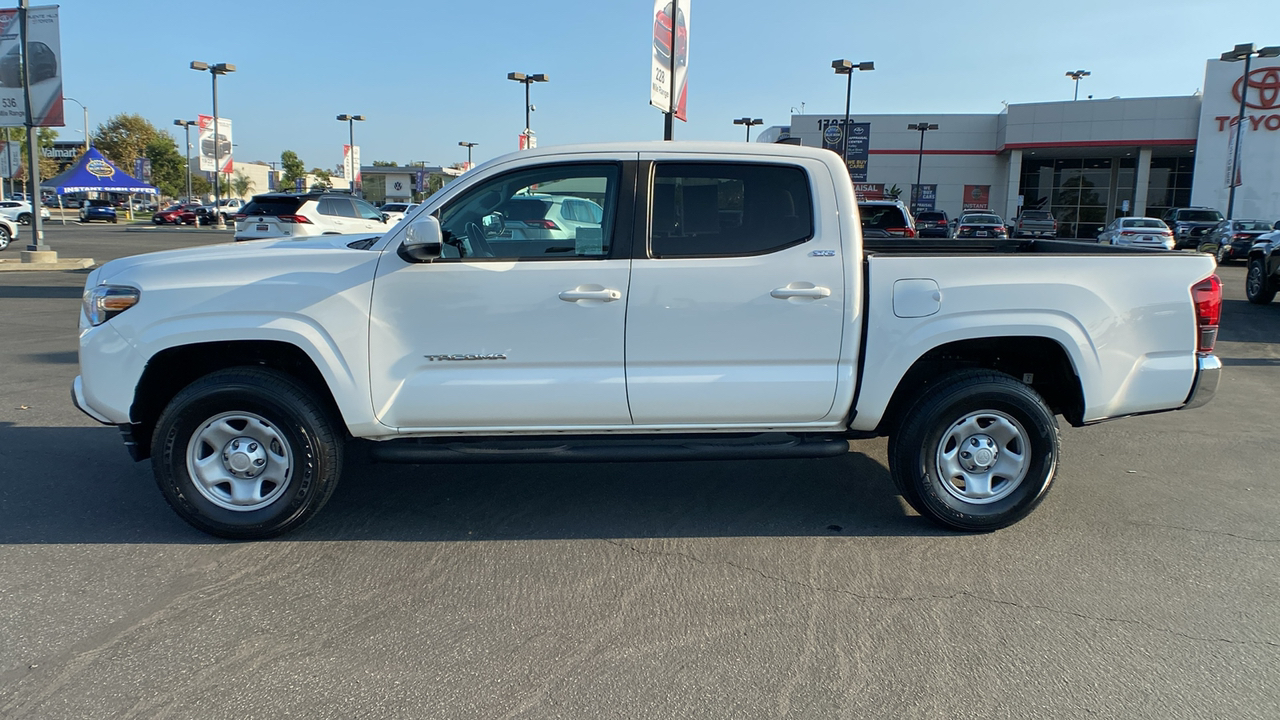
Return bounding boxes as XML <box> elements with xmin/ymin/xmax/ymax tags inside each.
<box><xmin>337</xmin><ymin>114</ymin><xmax>350</xmax><ymax>121</ymax></box>
<box><xmin>352</xmin><ymin>115</ymin><xmax>365</xmax><ymax>122</ymax></box>
<box><xmin>857</xmin><ymin>61</ymin><xmax>875</xmax><ymax>71</ymax></box>
<box><xmin>1066</xmin><ymin>70</ymin><xmax>1091</xmax><ymax>79</ymax></box>
<box><xmin>908</xmin><ymin>122</ymin><xmax>939</xmax><ymax>131</ymax></box>
<box><xmin>189</xmin><ymin>61</ymin><xmax>208</xmax><ymax>71</ymax></box>
<box><xmin>1259</xmin><ymin>46</ymin><xmax>1280</xmax><ymax>58</ymax></box>
<box><xmin>832</xmin><ymin>59</ymin><xmax>852</xmax><ymax>74</ymax></box>
<box><xmin>733</xmin><ymin>117</ymin><xmax>762</xmax><ymax>126</ymax></box>
<box><xmin>212</xmin><ymin>63</ymin><xmax>235</xmax><ymax>74</ymax></box>
<box><xmin>508</xmin><ymin>72</ymin><xmax>527</xmax><ymax>82</ymax></box>
<box><xmin>459</xmin><ymin>141</ymin><xmax>478</xmax><ymax>148</ymax></box>
<box><xmin>530</xmin><ymin>73</ymin><xmax>549</xmax><ymax>83</ymax></box>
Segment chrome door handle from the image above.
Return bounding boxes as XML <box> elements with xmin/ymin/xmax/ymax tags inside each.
<box><xmin>558</xmin><ymin>288</ymin><xmax>622</xmax><ymax>302</ymax></box>
<box><xmin>771</xmin><ymin>285</ymin><xmax>831</xmax><ymax>299</ymax></box>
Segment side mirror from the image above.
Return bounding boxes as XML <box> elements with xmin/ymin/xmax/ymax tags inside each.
<box><xmin>399</xmin><ymin>216</ymin><xmax>442</xmax><ymax>263</ymax></box>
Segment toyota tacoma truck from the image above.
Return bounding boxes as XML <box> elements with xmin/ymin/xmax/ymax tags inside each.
<box><xmin>73</xmin><ymin>142</ymin><xmax>1223</xmax><ymax>539</ymax></box>
<box><xmin>1010</xmin><ymin>209</ymin><xmax>1058</xmax><ymax>238</ymax></box>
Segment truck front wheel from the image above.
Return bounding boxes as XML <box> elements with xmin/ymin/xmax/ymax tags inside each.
<box><xmin>889</xmin><ymin>371</ymin><xmax>1059</xmax><ymax>531</ymax></box>
<box><xmin>151</xmin><ymin>368</ymin><xmax>343</xmax><ymax>539</ymax></box>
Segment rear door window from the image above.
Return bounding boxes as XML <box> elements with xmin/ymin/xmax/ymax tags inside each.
<box><xmin>242</xmin><ymin>197</ymin><xmax>304</xmax><ymax>216</ymax></box>
<box><xmin>354</xmin><ymin>198</ymin><xmax>383</xmax><ymax>221</ymax></box>
<box><xmin>650</xmin><ymin>163</ymin><xmax>813</xmax><ymax>258</ymax></box>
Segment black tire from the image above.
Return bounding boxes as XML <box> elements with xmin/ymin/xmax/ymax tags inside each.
<box><xmin>16</xmin><ymin>212</ymin><xmax>31</xmax><ymax>225</ymax></box>
<box><xmin>0</xmin><ymin>225</ymin><xmax>9</xmax><ymax>251</ymax></box>
<box><xmin>111</xmin><ymin>217</ymin><xmax>118</xmax><ymax>224</ymax></box>
<box><xmin>888</xmin><ymin>370</ymin><xmax>1059</xmax><ymax>531</ymax></box>
<box><xmin>1246</xmin><ymin>258</ymin><xmax>1276</xmax><ymax>305</ymax></box>
<box><xmin>151</xmin><ymin>367</ymin><xmax>344</xmax><ymax>539</ymax></box>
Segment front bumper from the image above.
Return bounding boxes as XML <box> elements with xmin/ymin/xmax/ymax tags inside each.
<box><xmin>1182</xmin><ymin>355</ymin><xmax>1221</xmax><ymax>410</ymax></box>
<box><xmin>71</xmin><ymin>375</ymin><xmax>113</xmax><ymax>424</ymax></box>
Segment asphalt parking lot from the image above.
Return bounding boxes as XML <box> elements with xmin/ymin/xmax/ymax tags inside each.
<box><xmin>0</xmin><ymin>224</ymin><xmax>1276</xmax><ymax>719</ymax></box>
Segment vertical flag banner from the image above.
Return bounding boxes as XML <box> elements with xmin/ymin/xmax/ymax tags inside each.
<box><xmin>344</xmin><ymin>145</ymin><xmax>361</xmax><ymax>188</ymax></box>
<box><xmin>0</xmin><ymin>140</ymin><xmax>19</xmax><ymax>177</ymax></box>
<box><xmin>197</xmin><ymin>115</ymin><xmax>232</xmax><ymax>173</ymax></box>
<box><xmin>911</xmin><ymin>184</ymin><xmax>937</xmax><ymax>210</ymax></box>
<box><xmin>0</xmin><ymin>5</ymin><xmax>63</xmax><ymax>127</ymax></box>
<box><xmin>818</xmin><ymin>119</ymin><xmax>871</xmax><ymax>181</ymax></box>
<box><xmin>650</xmin><ymin>0</ymin><xmax>690</xmax><ymax>121</ymax></box>
<box><xmin>1224</xmin><ymin>116</ymin><xmax>1243</xmax><ymax>188</ymax></box>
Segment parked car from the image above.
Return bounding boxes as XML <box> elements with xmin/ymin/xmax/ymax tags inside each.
<box><xmin>857</xmin><ymin>199</ymin><xmax>916</xmax><ymax>238</ymax></box>
<box><xmin>1161</xmin><ymin>207</ymin><xmax>1225</xmax><ymax>249</ymax></box>
<box><xmin>379</xmin><ymin>202</ymin><xmax>417</xmax><ymax>225</ymax></box>
<box><xmin>74</xmin><ymin>141</ymin><xmax>1222</xmax><ymax>539</ymax></box>
<box><xmin>953</xmin><ymin>212</ymin><xmax>1007</xmax><ymax>238</ymax></box>
<box><xmin>152</xmin><ymin>203</ymin><xmax>203</xmax><ymax>225</ymax></box>
<box><xmin>200</xmin><ymin>198</ymin><xmax>245</xmax><ymax>223</ymax></box>
<box><xmin>1010</xmin><ymin>209</ymin><xmax>1058</xmax><ymax>238</ymax></box>
<box><xmin>233</xmin><ymin>192</ymin><xmax>388</xmax><ymax>241</ymax></box>
<box><xmin>915</xmin><ymin>210</ymin><xmax>949</xmax><ymax>238</ymax></box>
<box><xmin>1246</xmin><ymin>227</ymin><xmax>1280</xmax><ymax>304</ymax></box>
<box><xmin>498</xmin><ymin>194</ymin><xmax>603</xmax><ymax>241</ymax></box>
<box><xmin>0</xmin><ymin>200</ymin><xmax>50</xmax><ymax>225</ymax></box>
<box><xmin>1198</xmin><ymin>219</ymin><xmax>1273</xmax><ymax>263</ymax></box>
<box><xmin>79</xmin><ymin>199</ymin><xmax>117</xmax><ymax>224</ymax></box>
<box><xmin>0</xmin><ymin>214</ymin><xmax>17</xmax><ymax>251</ymax></box>
<box><xmin>1097</xmin><ymin>217</ymin><xmax>1174</xmax><ymax>250</ymax></box>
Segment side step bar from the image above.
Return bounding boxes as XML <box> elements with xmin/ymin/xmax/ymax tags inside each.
<box><xmin>366</xmin><ymin>432</ymin><xmax>851</xmax><ymax>464</ymax></box>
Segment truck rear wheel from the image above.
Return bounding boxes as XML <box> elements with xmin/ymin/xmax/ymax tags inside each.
<box><xmin>888</xmin><ymin>371</ymin><xmax>1059</xmax><ymax>531</ymax></box>
<box><xmin>1246</xmin><ymin>259</ymin><xmax>1275</xmax><ymax>305</ymax></box>
<box><xmin>151</xmin><ymin>368</ymin><xmax>343</xmax><ymax>539</ymax></box>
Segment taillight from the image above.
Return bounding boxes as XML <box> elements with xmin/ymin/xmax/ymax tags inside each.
<box><xmin>886</xmin><ymin>227</ymin><xmax>915</xmax><ymax>237</ymax></box>
<box><xmin>276</xmin><ymin>215</ymin><xmax>312</xmax><ymax>224</ymax></box>
<box><xmin>1232</xmin><ymin>233</ymin><xmax>1250</xmax><ymax>240</ymax></box>
<box><xmin>1191</xmin><ymin>275</ymin><xmax>1221</xmax><ymax>356</ymax></box>
<box><xmin>529</xmin><ymin>219</ymin><xmax>560</xmax><ymax>230</ymax></box>
<box><xmin>957</xmin><ymin>225</ymin><xmax>971</xmax><ymax>234</ymax></box>
<box><xmin>1121</xmin><ymin>230</ymin><xmax>1137</xmax><ymax>236</ymax></box>
<box><xmin>233</xmin><ymin>213</ymin><xmax>246</xmax><ymax>221</ymax></box>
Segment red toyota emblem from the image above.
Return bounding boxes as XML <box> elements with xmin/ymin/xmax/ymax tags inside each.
<box><xmin>1232</xmin><ymin>67</ymin><xmax>1280</xmax><ymax>110</ymax></box>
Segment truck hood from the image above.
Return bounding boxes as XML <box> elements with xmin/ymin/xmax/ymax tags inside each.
<box><xmin>93</xmin><ymin>233</ymin><xmax>383</xmax><ymax>285</ymax></box>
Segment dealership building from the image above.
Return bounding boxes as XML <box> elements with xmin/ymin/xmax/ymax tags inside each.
<box><xmin>760</xmin><ymin>57</ymin><xmax>1280</xmax><ymax>238</ymax></box>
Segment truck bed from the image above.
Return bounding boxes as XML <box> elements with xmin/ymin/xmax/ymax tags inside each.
<box><xmin>863</xmin><ymin>237</ymin><xmax>1176</xmax><ymax>255</ymax></box>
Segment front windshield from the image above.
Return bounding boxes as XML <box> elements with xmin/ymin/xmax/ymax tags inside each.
<box><xmin>1180</xmin><ymin>210</ymin><xmax>1223</xmax><ymax>222</ymax></box>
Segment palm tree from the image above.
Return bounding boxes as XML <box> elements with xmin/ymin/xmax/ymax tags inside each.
<box><xmin>231</xmin><ymin>171</ymin><xmax>255</xmax><ymax>199</ymax></box>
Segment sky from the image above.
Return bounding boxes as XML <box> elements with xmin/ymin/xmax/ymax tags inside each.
<box><xmin>46</xmin><ymin>0</ymin><xmax>1279</xmax><ymax>173</ymax></box>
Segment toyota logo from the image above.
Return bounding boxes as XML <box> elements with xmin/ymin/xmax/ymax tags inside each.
<box><xmin>1232</xmin><ymin>67</ymin><xmax>1280</xmax><ymax>110</ymax></box>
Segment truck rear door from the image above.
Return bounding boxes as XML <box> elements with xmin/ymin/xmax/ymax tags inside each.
<box><xmin>624</xmin><ymin>155</ymin><xmax>848</xmax><ymax>425</ymax></box>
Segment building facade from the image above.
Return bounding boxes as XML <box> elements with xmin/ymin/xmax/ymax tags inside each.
<box><xmin>774</xmin><ymin>57</ymin><xmax>1278</xmax><ymax>238</ymax></box>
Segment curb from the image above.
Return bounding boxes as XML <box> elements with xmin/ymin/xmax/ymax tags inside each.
<box><xmin>124</xmin><ymin>225</ymin><xmax>234</xmax><ymax>234</ymax></box>
<box><xmin>0</xmin><ymin>257</ymin><xmax>95</xmax><ymax>272</ymax></box>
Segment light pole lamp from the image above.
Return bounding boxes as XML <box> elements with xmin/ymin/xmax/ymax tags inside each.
<box><xmin>1065</xmin><ymin>70</ymin><xmax>1090</xmax><ymax>101</ymax></box>
<box><xmin>458</xmin><ymin>141</ymin><xmax>478</xmax><ymax>169</ymax></box>
<box><xmin>733</xmin><ymin>117</ymin><xmax>763</xmax><ymax>142</ymax></box>
<box><xmin>336</xmin><ymin>114</ymin><xmax>365</xmax><ymax>195</ymax></box>
<box><xmin>507</xmin><ymin>72</ymin><xmax>548</xmax><ymax>146</ymax></box>
<box><xmin>64</xmin><ymin>96</ymin><xmax>89</xmax><ymax>153</ymax></box>
<box><xmin>831</xmin><ymin>59</ymin><xmax>875</xmax><ymax>169</ymax></box>
<box><xmin>1220</xmin><ymin>43</ymin><xmax>1280</xmax><ymax>219</ymax></box>
<box><xmin>190</xmin><ymin>61</ymin><xmax>235</xmax><ymax>227</ymax></box>
<box><xmin>907</xmin><ymin>121</ymin><xmax>939</xmax><ymax>213</ymax></box>
<box><xmin>173</xmin><ymin>119</ymin><xmax>196</xmax><ymax>202</ymax></box>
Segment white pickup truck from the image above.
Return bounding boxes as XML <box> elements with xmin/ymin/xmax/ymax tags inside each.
<box><xmin>73</xmin><ymin>142</ymin><xmax>1223</xmax><ymax>539</ymax></box>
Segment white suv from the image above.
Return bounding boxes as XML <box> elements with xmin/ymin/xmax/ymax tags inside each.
<box><xmin>0</xmin><ymin>200</ymin><xmax>50</xmax><ymax>225</ymax></box>
<box><xmin>234</xmin><ymin>192</ymin><xmax>389</xmax><ymax>241</ymax></box>
<box><xmin>0</xmin><ymin>214</ymin><xmax>18</xmax><ymax>251</ymax></box>
<box><xmin>499</xmin><ymin>193</ymin><xmax>604</xmax><ymax>241</ymax></box>
<box><xmin>378</xmin><ymin>202</ymin><xmax>417</xmax><ymax>225</ymax></box>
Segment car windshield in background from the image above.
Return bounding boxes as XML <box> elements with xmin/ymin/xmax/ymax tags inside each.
<box><xmin>1237</xmin><ymin>221</ymin><xmax>1271</xmax><ymax>231</ymax></box>
<box><xmin>963</xmin><ymin>215</ymin><xmax>1000</xmax><ymax>224</ymax></box>
<box><xmin>241</xmin><ymin>198</ymin><xmax>305</xmax><ymax>216</ymax></box>
<box><xmin>502</xmin><ymin>198</ymin><xmax>552</xmax><ymax>221</ymax></box>
<box><xmin>88</xmin><ymin>199</ymin><xmax>112</xmax><ymax>207</ymax></box>
<box><xmin>1179</xmin><ymin>210</ymin><xmax>1223</xmax><ymax>222</ymax></box>
<box><xmin>382</xmin><ymin>204</ymin><xmax>411</xmax><ymax>213</ymax></box>
<box><xmin>917</xmin><ymin>211</ymin><xmax>946</xmax><ymax>222</ymax></box>
<box><xmin>1022</xmin><ymin>210</ymin><xmax>1052</xmax><ymax>220</ymax></box>
<box><xmin>1125</xmin><ymin>219</ymin><xmax>1165</xmax><ymax>228</ymax></box>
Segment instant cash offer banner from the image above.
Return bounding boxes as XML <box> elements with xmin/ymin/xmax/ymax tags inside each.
<box><xmin>0</xmin><ymin>5</ymin><xmax>64</xmax><ymax>127</ymax></box>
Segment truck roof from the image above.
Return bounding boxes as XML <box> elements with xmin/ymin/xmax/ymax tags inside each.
<box><xmin>484</xmin><ymin>141</ymin><xmax>841</xmax><ymax>166</ymax></box>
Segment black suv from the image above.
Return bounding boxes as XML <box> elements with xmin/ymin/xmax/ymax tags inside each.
<box><xmin>1161</xmin><ymin>207</ymin><xmax>1225</xmax><ymax>249</ymax></box>
<box><xmin>915</xmin><ymin>210</ymin><xmax>949</xmax><ymax>238</ymax></box>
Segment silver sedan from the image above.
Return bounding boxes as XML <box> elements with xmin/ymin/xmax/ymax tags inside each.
<box><xmin>1097</xmin><ymin>217</ymin><xmax>1174</xmax><ymax>250</ymax></box>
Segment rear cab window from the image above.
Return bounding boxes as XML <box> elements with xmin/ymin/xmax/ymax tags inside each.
<box><xmin>242</xmin><ymin>197</ymin><xmax>305</xmax><ymax>216</ymax></box>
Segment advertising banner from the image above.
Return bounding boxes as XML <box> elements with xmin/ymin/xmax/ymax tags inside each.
<box><xmin>343</xmin><ymin>144</ymin><xmax>361</xmax><ymax>187</ymax></box>
<box><xmin>911</xmin><ymin>183</ymin><xmax>937</xmax><ymax>211</ymax></box>
<box><xmin>962</xmin><ymin>184</ymin><xmax>991</xmax><ymax>210</ymax></box>
<box><xmin>197</xmin><ymin>115</ymin><xmax>232</xmax><ymax>173</ymax></box>
<box><xmin>852</xmin><ymin>183</ymin><xmax>885</xmax><ymax>200</ymax></box>
<box><xmin>267</xmin><ymin>170</ymin><xmax>276</xmax><ymax>191</ymax></box>
<box><xmin>1224</xmin><ymin>116</ymin><xmax>1243</xmax><ymax>188</ymax></box>
<box><xmin>649</xmin><ymin>0</ymin><xmax>689</xmax><ymax>122</ymax></box>
<box><xmin>415</xmin><ymin>167</ymin><xmax>426</xmax><ymax>192</ymax></box>
<box><xmin>133</xmin><ymin>157</ymin><xmax>152</xmax><ymax>184</ymax></box>
<box><xmin>0</xmin><ymin>140</ymin><xmax>19</xmax><ymax>177</ymax></box>
<box><xmin>818</xmin><ymin>118</ymin><xmax>871</xmax><ymax>181</ymax></box>
<box><xmin>0</xmin><ymin>5</ymin><xmax>63</xmax><ymax>127</ymax></box>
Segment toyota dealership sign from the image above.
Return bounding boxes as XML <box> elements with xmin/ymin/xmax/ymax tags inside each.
<box><xmin>1192</xmin><ymin>58</ymin><xmax>1280</xmax><ymax>217</ymax></box>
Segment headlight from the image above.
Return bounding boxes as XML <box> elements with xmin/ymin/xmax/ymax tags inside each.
<box><xmin>82</xmin><ymin>284</ymin><xmax>139</xmax><ymax>326</ymax></box>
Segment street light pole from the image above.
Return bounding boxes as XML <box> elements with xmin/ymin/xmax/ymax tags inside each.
<box><xmin>733</xmin><ymin>117</ymin><xmax>763</xmax><ymax>142</ymax></box>
<box><xmin>458</xmin><ymin>141</ymin><xmax>478</xmax><ymax>169</ymax></box>
<box><xmin>64</xmin><ymin>96</ymin><xmax>89</xmax><ymax>153</ymax></box>
<box><xmin>190</xmin><ymin>61</ymin><xmax>236</xmax><ymax>228</ymax></box>
<box><xmin>831</xmin><ymin>59</ymin><xmax>875</xmax><ymax>172</ymax></box>
<box><xmin>907</xmin><ymin>122</ymin><xmax>939</xmax><ymax>214</ymax></box>
<box><xmin>1065</xmin><ymin>70</ymin><xmax>1091</xmax><ymax>101</ymax></box>
<box><xmin>336</xmin><ymin>114</ymin><xmax>365</xmax><ymax>196</ymax></box>
<box><xmin>507</xmin><ymin>72</ymin><xmax>548</xmax><ymax>148</ymax></box>
<box><xmin>173</xmin><ymin>120</ymin><xmax>196</xmax><ymax>202</ymax></box>
<box><xmin>1220</xmin><ymin>43</ymin><xmax>1280</xmax><ymax>219</ymax></box>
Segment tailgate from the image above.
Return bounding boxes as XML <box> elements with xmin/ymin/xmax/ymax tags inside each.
<box><xmin>851</xmin><ymin>251</ymin><xmax>1216</xmax><ymax>431</ymax></box>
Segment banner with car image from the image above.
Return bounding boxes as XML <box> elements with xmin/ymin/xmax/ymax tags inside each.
<box><xmin>649</xmin><ymin>0</ymin><xmax>689</xmax><ymax>122</ymax></box>
<box><xmin>197</xmin><ymin>115</ymin><xmax>232</xmax><ymax>174</ymax></box>
<box><xmin>0</xmin><ymin>5</ymin><xmax>63</xmax><ymax>127</ymax></box>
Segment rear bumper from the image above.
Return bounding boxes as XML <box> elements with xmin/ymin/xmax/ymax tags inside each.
<box><xmin>1182</xmin><ymin>355</ymin><xmax>1221</xmax><ymax>410</ymax></box>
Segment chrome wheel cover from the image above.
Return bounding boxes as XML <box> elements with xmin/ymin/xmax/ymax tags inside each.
<box><xmin>186</xmin><ymin>411</ymin><xmax>293</xmax><ymax>512</ymax></box>
<box><xmin>935</xmin><ymin>410</ymin><xmax>1029</xmax><ymax>505</ymax></box>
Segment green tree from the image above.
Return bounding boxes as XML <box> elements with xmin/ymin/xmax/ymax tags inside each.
<box><xmin>280</xmin><ymin>150</ymin><xmax>305</xmax><ymax>190</ymax></box>
<box><xmin>3</xmin><ymin>127</ymin><xmax>58</xmax><ymax>191</ymax></box>
<box><xmin>189</xmin><ymin>174</ymin><xmax>211</xmax><ymax>198</ymax></box>
<box><xmin>371</xmin><ymin>160</ymin><xmax>397</xmax><ymax>167</ymax></box>
<box><xmin>309</xmin><ymin>168</ymin><xmax>332</xmax><ymax>191</ymax></box>
<box><xmin>144</xmin><ymin>134</ymin><xmax>187</xmax><ymax>198</ymax></box>
<box><xmin>93</xmin><ymin>114</ymin><xmax>161</xmax><ymax>174</ymax></box>
<box><xmin>231</xmin><ymin>171</ymin><xmax>255</xmax><ymax>199</ymax></box>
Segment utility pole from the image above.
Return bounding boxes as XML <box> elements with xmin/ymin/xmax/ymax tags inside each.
<box><xmin>19</xmin><ymin>0</ymin><xmax>49</xmax><ymax>257</ymax></box>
